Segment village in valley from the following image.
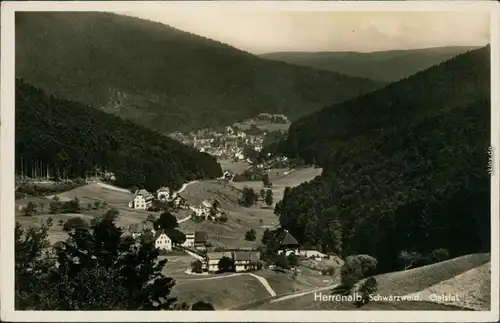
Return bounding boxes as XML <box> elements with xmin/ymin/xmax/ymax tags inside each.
<box><xmin>12</xmin><ymin>9</ymin><xmax>492</xmax><ymax>314</ymax></box>
<box><xmin>14</xmin><ymin>113</ymin><xmax>333</xmax><ymax>310</ymax></box>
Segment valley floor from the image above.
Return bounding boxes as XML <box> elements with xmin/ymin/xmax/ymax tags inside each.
<box><xmin>14</xmin><ymin>167</ymin><xmax>491</xmax><ymax>311</ymax></box>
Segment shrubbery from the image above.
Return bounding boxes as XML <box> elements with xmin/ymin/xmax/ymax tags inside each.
<box><xmin>340</xmin><ymin>255</ymin><xmax>378</xmax><ymax>289</ymax></box>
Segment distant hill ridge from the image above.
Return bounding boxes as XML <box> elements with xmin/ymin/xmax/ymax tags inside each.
<box><xmin>16</xmin><ymin>11</ymin><xmax>381</xmax><ymax>134</ymax></box>
<box><xmin>259</xmin><ymin>46</ymin><xmax>480</xmax><ymax>83</ymax></box>
<box><xmin>283</xmin><ymin>45</ymin><xmax>490</xmax><ymax>160</ymax></box>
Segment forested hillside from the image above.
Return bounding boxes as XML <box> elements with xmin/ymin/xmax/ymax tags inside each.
<box><xmin>15</xmin><ymin>12</ymin><xmax>380</xmax><ymax>134</ymax></box>
<box><xmin>15</xmin><ymin>80</ymin><xmax>222</xmax><ymax>191</ymax></box>
<box><xmin>274</xmin><ymin>46</ymin><xmax>491</xmax><ymax>273</ymax></box>
<box><xmin>260</xmin><ymin>46</ymin><xmax>479</xmax><ymax>83</ymax></box>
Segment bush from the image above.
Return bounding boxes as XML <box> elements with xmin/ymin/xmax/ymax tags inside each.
<box><xmin>287</xmin><ymin>253</ymin><xmax>299</xmax><ymax>268</ymax></box>
<box><xmin>62</xmin><ymin>217</ymin><xmax>89</xmax><ymax>232</ymax></box>
<box><xmin>93</xmin><ymin>200</ymin><xmax>101</xmax><ymax>210</ymax></box>
<box><xmin>274</xmin><ymin>254</ymin><xmax>290</xmax><ymax>270</ymax></box>
<box><xmin>428</xmin><ymin>248</ymin><xmax>451</xmax><ymax>264</ymax></box>
<box><xmin>245</xmin><ymin>229</ymin><xmax>256</xmax><ymax>241</ymax></box>
<box><xmin>103</xmin><ymin>208</ymin><xmax>119</xmax><ymax>221</ymax></box>
<box><xmin>218</xmin><ymin>256</ymin><xmax>234</xmax><ymax>273</ymax></box>
<box><xmin>340</xmin><ymin>255</ymin><xmax>378</xmax><ymax>288</ymax></box>
<box><xmin>398</xmin><ymin>250</ymin><xmax>422</xmax><ymax>270</ymax></box>
<box><xmin>23</xmin><ymin>202</ymin><xmax>37</xmax><ymax>216</ymax></box>
<box><xmin>352</xmin><ymin>276</ymin><xmax>378</xmax><ymax>307</ymax></box>
<box><xmin>321</xmin><ymin>266</ymin><xmax>336</xmax><ymax>276</ymax></box>
<box><xmin>191</xmin><ymin>301</ymin><xmax>215</xmax><ymax>310</ymax></box>
<box><xmin>216</xmin><ymin>213</ymin><xmax>228</xmax><ymax>223</ymax></box>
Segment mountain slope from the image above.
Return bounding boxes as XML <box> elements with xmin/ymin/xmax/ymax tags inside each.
<box><xmin>273</xmin><ymin>46</ymin><xmax>490</xmax><ymax>273</ymax></box>
<box><xmin>260</xmin><ymin>46</ymin><xmax>480</xmax><ymax>83</ymax></box>
<box><xmin>16</xmin><ymin>79</ymin><xmax>222</xmax><ymax>191</ymax></box>
<box><xmin>15</xmin><ymin>12</ymin><xmax>381</xmax><ymax>134</ymax></box>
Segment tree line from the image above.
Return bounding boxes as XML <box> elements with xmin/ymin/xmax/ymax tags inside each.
<box><xmin>16</xmin><ymin>79</ymin><xmax>222</xmax><ymax>192</ymax></box>
<box><xmin>273</xmin><ymin>47</ymin><xmax>491</xmax><ymax>273</ymax></box>
<box><xmin>15</xmin><ymin>209</ymin><xmax>219</xmax><ymax>310</ymax></box>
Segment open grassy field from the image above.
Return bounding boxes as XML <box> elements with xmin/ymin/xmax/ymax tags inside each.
<box><xmin>406</xmin><ymin>262</ymin><xmax>491</xmax><ymax>310</ymax></box>
<box><xmin>49</xmin><ymin>182</ymin><xmax>133</xmax><ymax>204</ymax></box>
<box><xmin>15</xmin><ymin>212</ymin><xmax>95</xmax><ymax>244</ymax></box>
<box><xmin>160</xmin><ymin>254</ymin><xmax>197</xmax><ymax>279</ymax></box>
<box><xmin>250</xmin><ymin>253</ymin><xmax>490</xmax><ymax>310</ymax></box>
<box><xmin>176</xmin><ymin>169</ymin><xmax>321</xmax><ymax>248</ymax></box>
<box><xmin>179</xmin><ymin>179</ymin><xmax>278</xmax><ymax>248</ymax></box>
<box><xmin>178</xmin><ymin>206</ymin><xmax>278</xmax><ymax>249</ymax></box>
<box><xmin>15</xmin><ymin>182</ymin><xmax>165</xmax><ymax>243</ymax></box>
<box><xmin>256</xmin><ymin>265</ymin><xmax>336</xmax><ymax>296</ymax></box>
<box><xmin>181</xmin><ymin>180</ymin><xmax>241</xmax><ymax>211</ymax></box>
<box><xmin>218</xmin><ymin>158</ymin><xmax>251</xmax><ymax>174</ymax></box>
<box><xmin>232</xmin><ymin>167</ymin><xmax>323</xmax><ymax>207</ymax></box>
<box><xmin>172</xmin><ymin>275</ymin><xmax>270</xmax><ymax>310</ymax></box>
<box><xmin>374</xmin><ymin>253</ymin><xmax>491</xmax><ymax>297</ymax></box>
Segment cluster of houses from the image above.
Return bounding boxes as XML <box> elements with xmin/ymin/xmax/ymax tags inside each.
<box><xmin>257</xmin><ymin>113</ymin><xmax>289</xmax><ymax>124</ymax></box>
<box><xmin>128</xmin><ymin>187</ymin><xmax>188</xmax><ymax>211</ymax></box>
<box><xmin>168</xmin><ymin>120</ymin><xmax>272</xmax><ymax>162</ymax></box>
<box><xmin>128</xmin><ymin>220</ymin><xmax>208</xmax><ymax>252</ymax></box>
<box><xmin>128</xmin><ymin>186</ymin><xmax>227</xmax><ymax>222</ymax></box>
<box><xmin>205</xmin><ymin>250</ymin><xmax>261</xmax><ymax>273</ymax></box>
<box><xmin>191</xmin><ymin>198</ymin><xmax>226</xmax><ymax>221</ymax></box>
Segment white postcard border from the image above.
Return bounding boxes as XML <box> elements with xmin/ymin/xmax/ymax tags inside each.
<box><xmin>1</xmin><ymin>1</ymin><xmax>499</xmax><ymax>322</ymax></box>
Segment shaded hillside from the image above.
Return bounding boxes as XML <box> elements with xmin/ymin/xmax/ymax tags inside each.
<box><xmin>260</xmin><ymin>46</ymin><xmax>479</xmax><ymax>83</ymax></box>
<box><xmin>274</xmin><ymin>46</ymin><xmax>491</xmax><ymax>273</ymax></box>
<box><xmin>15</xmin><ymin>79</ymin><xmax>222</xmax><ymax>191</ymax></box>
<box><xmin>15</xmin><ymin>12</ymin><xmax>381</xmax><ymax>134</ymax></box>
<box><xmin>284</xmin><ymin>46</ymin><xmax>490</xmax><ymax>163</ymax></box>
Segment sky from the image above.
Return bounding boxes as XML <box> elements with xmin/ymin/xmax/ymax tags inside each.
<box><xmin>117</xmin><ymin>11</ymin><xmax>490</xmax><ymax>54</ymax></box>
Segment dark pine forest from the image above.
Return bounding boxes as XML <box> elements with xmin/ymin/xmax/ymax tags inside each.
<box><xmin>15</xmin><ymin>79</ymin><xmax>222</xmax><ymax>191</ymax></box>
<box><xmin>274</xmin><ymin>46</ymin><xmax>491</xmax><ymax>273</ymax></box>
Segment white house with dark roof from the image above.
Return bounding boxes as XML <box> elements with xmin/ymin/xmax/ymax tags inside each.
<box><xmin>128</xmin><ymin>189</ymin><xmax>154</xmax><ymax>210</ymax></box>
<box><xmin>129</xmin><ymin>221</ymin><xmax>155</xmax><ymax>239</ymax></box>
<box><xmin>154</xmin><ymin>231</ymin><xmax>172</xmax><ymax>251</ymax></box>
<box><xmin>206</xmin><ymin>251</ymin><xmax>233</xmax><ymax>273</ymax></box>
<box><xmin>194</xmin><ymin>200</ymin><xmax>213</xmax><ymax>218</ymax></box>
<box><xmin>194</xmin><ymin>231</ymin><xmax>208</xmax><ymax>251</ymax></box>
<box><xmin>172</xmin><ymin>195</ymin><xmax>189</xmax><ymax>210</ymax></box>
<box><xmin>278</xmin><ymin>229</ymin><xmax>301</xmax><ymax>256</ymax></box>
<box><xmin>181</xmin><ymin>232</ymin><xmax>195</xmax><ymax>248</ymax></box>
<box><xmin>234</xmin><ymin>251</ymin><xmax>261</xmax><ymax>272</ymax></box>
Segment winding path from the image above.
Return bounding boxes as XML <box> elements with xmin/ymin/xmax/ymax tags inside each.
<box><xmin>175</xmin><ymin>180</ymin><xmax>198</xmax><ymax>195</ymax></box>
<box><xmin>269</xmin><ymin>284</ymin><xmax>338</xmax><ymax>303</ymax></box>
<box><xmin>174</xmin><ymin>181</ymin><xmax>198</xmax><ymax>223</ymax></box>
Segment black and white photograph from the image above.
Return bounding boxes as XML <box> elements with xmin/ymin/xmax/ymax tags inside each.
<box><xmin>1</xmin><ymin>1</ymin><xmax>499</xmax><ymax>322</ymax></box>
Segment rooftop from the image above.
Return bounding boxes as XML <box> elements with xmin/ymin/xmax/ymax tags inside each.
<box><xmin>280</xmin><ymin>230</ymin><xmax>300</xmax><ymax>247</ymax></box>
<box><xmin>194</xmin><ymin>231</ymin><xmax>207</xmax><ymax>243</ymax></box>
<box><xmin>234</xmin><ymin>251</ymin><xmax>260</xmax><ymax>262</ymax></box>
<box><xmin>206</xmin><ymin>252</ymin><xmax>232</xmax><ymax>260</ymax></box>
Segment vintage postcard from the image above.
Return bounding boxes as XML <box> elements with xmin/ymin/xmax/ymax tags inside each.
<box><xmin>1</xmin><ymin>1</ymin><xmax>499</xmax><ymax>322</ymax></box>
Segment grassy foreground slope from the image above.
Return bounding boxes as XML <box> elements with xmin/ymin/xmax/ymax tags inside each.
<box><xmin>16</xmin><ymin>12</ymin><xmax>381</xmax><ymax>134</ymax></box>
<box><xmin>274</xmin><ymin>46</ymin><xmax>490</xmax><ymax>273</ymax></box>
<box><xmin>16</xmin><ymin>80</ymin><xmax>222</xmax><ymax>191</ymax></box>
<box><xmin>253</xmin><ymin>253</ymin><xmax>490</xmax><ymax>310</ymax></box>
<box><xmin>260</xmin><ymin>46</ymin><xmax>479</xmax><ymax>82</ymax></box>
